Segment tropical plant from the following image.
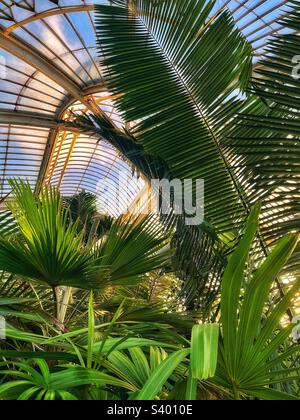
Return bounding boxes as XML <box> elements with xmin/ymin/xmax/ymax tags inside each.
<box><xmin>0</xmin><ymin>179</ymin><xmax>96</xmax><ymax>318</ymax></box>
<box><xmin>1</xmin><ymin>205</ymin><xmax>299</xmax><ymax>400</ymax></box>
<box><xmin>91</xmin><ymin>0</ymin><xmax>300</xmax><ymax>309</ymax></box>
<box><xmin>64</xmin><ymin>190</ymin><xmax>114</xmax><ymax>243</ymax></box>
<box><xmin>1</xmin><ymin>0</ymin><xmax>300</xmax><ymax>402</ymax></box>
<box><xmin>213</xmin><ymin>204</ymin><xmax>300</xmax><ymax>400</ymax></box>
<box><xmin>0</xmin><ymin>292</ymin><xmax>218</xmax><ymax>401</ymax></box>
<box><xmin>0</xmin><ymin>180</ymin><xmax>171</xmax><ymax>320</ymax></box>
<box><xmin>94</xmin><ymin>0</ymin><xmax>252</xmax><ymax>235</ymax></box>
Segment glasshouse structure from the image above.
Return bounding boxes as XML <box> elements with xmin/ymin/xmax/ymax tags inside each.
<box><xmin>0</xmin><ymin>0</ymin><xmax>299</xmax><ymax>402</ymax></box>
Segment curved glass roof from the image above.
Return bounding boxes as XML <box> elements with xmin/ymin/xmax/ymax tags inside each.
<box><xmin>0</xmin><ymin>0</ymin><xmax>292</xmax><ymax>214</ymax></box>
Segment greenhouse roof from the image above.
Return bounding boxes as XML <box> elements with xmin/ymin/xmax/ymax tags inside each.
<box><xmin>0</xmin><ymin>0</ymin><xmax>293</xmax><ymax>214</ymax></box>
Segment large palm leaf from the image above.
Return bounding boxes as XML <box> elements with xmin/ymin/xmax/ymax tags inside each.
<box><xmin>94</xmin><ymin>0</ymin><xmax>300</xmax><ymax>304</ymax></box>
<box><xmin>0</xmin><ymin>180</ymin><xmax>93</xmax><ymax>290</ymax></box>
<box><xmin>93</xmin><ymin>0</ymin><xmax>253</xmax><ymax>310</ymax></box>
<box><xmin>228</xmin><ymin>1</ymin><xmax>300</xmax><ymax>275</ymax></box>
<box><xmin>93</xmin><ymin>215</ymin><xmax>171</xmax><ymax>286</ymax></box>
<box><xmin>95</xmin><ymin>0</ymin><xmax>252</xmax><ymax>235</ymax></box>
<box><xmin>76</xmin><ymin>113</ymin><xmax>171</xmax><ymax>181</ymax></box>
<box><xmin>77</xmin><ymin>112</ymin><xmax>228</xmax><ymax>313</ymax></box>
<box><xmin>0</xmin><ymin>180</ymin><xmax>171</xmax><ymax>293</ymax></box>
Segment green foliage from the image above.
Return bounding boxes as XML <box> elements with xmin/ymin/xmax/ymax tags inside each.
<box><xmin>0</xmin><ymin>180</ymin><xmax>93</xmax><ymax>290</ymax></box>
<box><xmin>191</xmin><ymin>324</ymin><xmax>219</xmax><ymax>381</ymax></box>
<box><xmin>64</xmin><ymin>190</ymin><xmax>114</xmax><ymax>243</ymax></box>
<box><xmin>215</xmin><ymin>205</ymin><xmax>300</xmax><ymax>400</ymax></box>
<box><xmin>1</xmin><ymin>0</ymin><xmax>300</xmax><ymax>402</ymax></box>
<box><xmin>228</xmin><ymin>1</ymin><xmax>300</xmax><ymax>274</ymax></box>
<box><xmin>93</xmin><ymin>215</ymin><xmax>171</xmax><ymax>286</ymax></box>
<box><xmin>0</xmin><ymin>360</ymin><xmax>132</xmax><ymax>400</ymax></box>
<box><xmin>1</xmin><ymin>206</ymin><xmax>299</xmax><ymax>400</ymax></box>
<box><xmin>136</xmin><ymin>349</ymin><xmax>190</xmax><ymax>400</ymax></box>
<box><xmin>94</xmin><ymin>0</ymin><xmax>252</xmax><ymax>235</ymax></box>
<box><xmin>0</xmin><ymin>180</ymin><xmax>172</xmax><ymax>324</ymax></box>
<box><xmin>93</xmin><ymin>0</ymin><xmax>300</xmax><ymax>305</ymax></box>
<box><xmin>90</xmin><ymin>0</ymin><xmax>255</xmax><ymax>310</ymax></box>
<box><xmin>0</xmin><ymin>181</ymin><xmax>170</xmax><ymax>290</ymax></box>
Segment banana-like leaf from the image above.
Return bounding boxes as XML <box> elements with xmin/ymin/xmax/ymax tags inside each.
<box><xmin>191</xmin><ymin>324</ymin><xmax>219</xmax><ymax>380</ymax></box>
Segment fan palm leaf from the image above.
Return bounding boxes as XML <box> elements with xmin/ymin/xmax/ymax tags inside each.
<box><xmin>92</xmin><ymin>215</ymin><xmax>171</xmax><ymax>286</ymax></box>
<box><xmin>0</xmin><ymin>180</ymin><xmax>171</xmax><ymax>294</ymax></box>
<box><xmin>0</xmin><ymin>180</ymin><xmax>93</xmax><ymax>290</ymax></box>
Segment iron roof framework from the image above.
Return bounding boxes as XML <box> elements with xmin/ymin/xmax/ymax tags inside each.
<box><xmin>0</xmin><ymin>0</ymin><xmax>293</xmax><ymax>215</ymax></box>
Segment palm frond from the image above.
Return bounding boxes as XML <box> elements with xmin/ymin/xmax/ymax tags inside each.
<box><xmin>64</xmin><ymin>190</ymin><xmax>114</xmax><ymax>243</ymax></box>
<box><xmin>95</xmin><ymin>0</ymin><xmax>253</xmax><ymax>235</ymax></box>
<box><xmin>75</xmin><ymin>113</ymin><xmax>171</xmax><ymax>180</ymax></box>
<box><xmin>0</xmin><ymin>180</ymin><xmax>92</xmax><ymax>289</ymax></box>
<box><xmin>94</xmin><ymin>0</ymin><xmax>300</xmax><ymax>296</ymax></box>
<box><xmin>172</xmin><ymin>218</ymin><xmax>227</xmax><ymax>317</ymax></box>
<box><xmin>92</xmin><ymin>214</ymin><xmax>172</xmax><ymax>286</ymax></box>
<box><xmin>76</xmin><ymin>112</ymin><xmax>228</xmax><ymax>312</ymax></box>
<box><xmin>0</xmin><ymin>181</ymin><xmax>172</xmax><ymax>294</ymax></box>
<box><xmin>226</xmin><ymin>2</ymin><xmax>300</xmax><ymax>276</ymax></box>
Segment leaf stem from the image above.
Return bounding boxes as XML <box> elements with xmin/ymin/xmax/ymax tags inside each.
<box><xmin>52</xmin><ymin>286</ymin><xmax>58</xmax><ymax>320</ymax></box>
<box><xmin>233</xmin><ymin>385</ymin><xmax>241</xmax><ymax>401</ymax></box>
